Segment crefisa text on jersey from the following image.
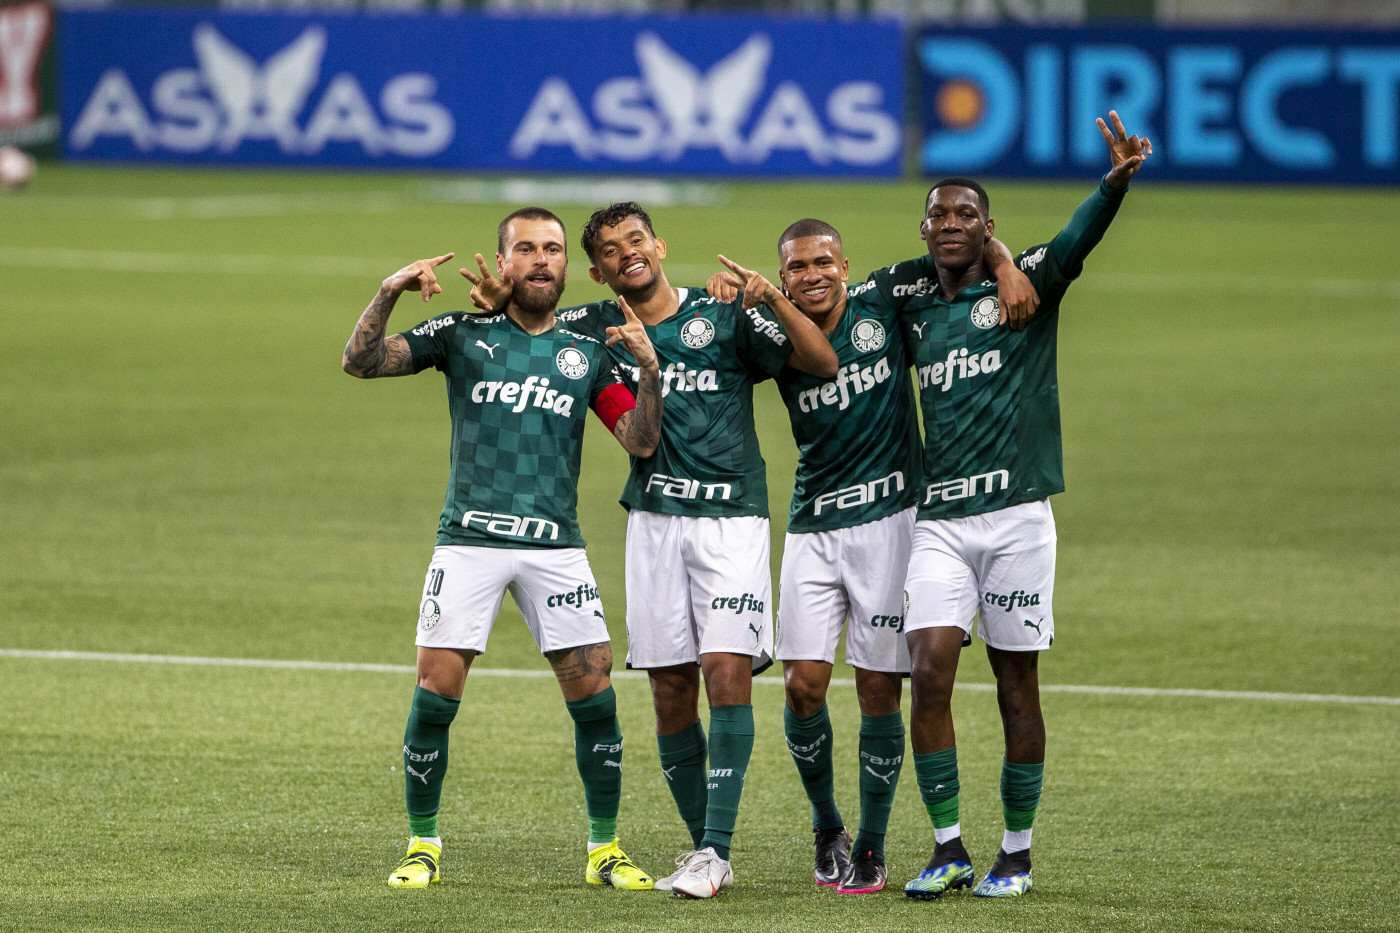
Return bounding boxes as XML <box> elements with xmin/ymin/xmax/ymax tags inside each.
<box><xmin>471</xmin><ymin>376</ymin><xmax>576</xmax><ymax>415</ymax></box>
<box><xmin>796</xmin><ymin>359</ymin><xmax>893</xmax><ymax>413</ymax></box>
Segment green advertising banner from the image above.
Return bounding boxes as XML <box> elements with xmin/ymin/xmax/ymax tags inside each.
<box><xmin>0</xmin><ymin>0</ymin><xmax>58</xmax><ymax>156</ymax></box>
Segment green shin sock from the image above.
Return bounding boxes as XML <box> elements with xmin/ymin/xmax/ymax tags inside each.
<box><xmin>854</xmin><ymin>711</ymin><xmax>904</xmax><ymax>860</ymax></box>
<box><xmin>783</xmin><ymin>704</ymin><xmax>843</xmax><ymax>830</ymax></box>
<box><xmin>402</xmin><ymin>686</ymin><xmax>460</xmax><ymax>838</ymax></box>
<box><xmin>1001</xmin><ymin>759</ymin><xmax>1045</xmax><ymax>832</ymax></box>
<box><xmin>699</xmin><ymin>704</ymin><xmax>755</xmax><ymax>862</ymax></box>
<box><xmin>566</xmin><ymin>686</ymin><xmax>623</xmax><ymax>845</ymax></box>
<box><xmin>914</xmin><ymin>746</ymin><xmax>960</xmax><ymax>829</ymax></box>
<box><xmin>657</xmin><ymin>720</ymin><xmax>709</xmax><ymax>848</ymax></box>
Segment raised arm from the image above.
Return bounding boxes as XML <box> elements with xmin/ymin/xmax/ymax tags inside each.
<box><xmin>983</xmin><ymin>236</ymin><xmax>1039</xmax><ymax>331</ymax></box>
<box><xmin>717</xmin><ymin>254</ymin><xmax>839</xmax><ymax>378</ymax></box>
<box><xmin>605</xmin><ymin>297</ymin><xmax>662</xmax><ymax>458</ymax></box>
<box><xmin>342</xmin><ymin>253</ymin><xmax>453</xmax><ymax>378</ymax></box>
<box><xmin>1048</xmin><ymin>111</ymin><xmax>1151</xmax><ymax>277</ymax></box>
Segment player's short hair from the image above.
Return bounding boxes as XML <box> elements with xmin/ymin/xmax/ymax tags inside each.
<box><xmin>926</xmin><ymin>177</ymin><xmax>991</xmax><ymax>217</ymax></box>
<box><xmin>778</xmin><ymin>218</ymin><xmax>842</xmax><ymax>252</ymax></box>
<box><xmin>580</xmin><ymin>202</ymin><xmax>656</xmax><ymax>263</ymax></box>
<box><xmin>498</xmin><ymin>206</ymin><xmax>566</xmax><ymax>253</ymax></box>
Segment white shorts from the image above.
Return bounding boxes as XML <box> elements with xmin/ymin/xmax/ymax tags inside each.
<box><xmin>903</xmin><ymin>499</ymin><xmax>1056</xmax><ymax>651</ymax></box>
<box><xmin>415</xmin><ymin>545</ymin><xmax>610</xmax><ymax>655</ymax></box>
<box><xmin>623</xmin><ymin>511</ymin><xmax>774</xmax><ymax>671</ymax></box>
<box><xmin>777</xmin><ymin>507</ymin><xmax>914</xmax><ymax>673</ymax></box>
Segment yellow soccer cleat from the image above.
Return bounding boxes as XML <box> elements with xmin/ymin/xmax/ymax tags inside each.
<box><xmin>586</xmin><ymin>840</ymin><xmax>655</xmax><ymax>890</ymax></box>
<box><xmin>387</xmin><ymin>836</ymin><xmax>441</xmax><ymax>889</ymax></box>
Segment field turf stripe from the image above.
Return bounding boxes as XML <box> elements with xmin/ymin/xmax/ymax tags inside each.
<box><xmin>1</xmin><ymin>649</ymin><xmax>1396</xmax><ymax>706</ymax></box>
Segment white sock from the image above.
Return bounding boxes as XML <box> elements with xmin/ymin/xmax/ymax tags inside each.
<box><xmin>1002</xmin><ymin>828</ymin><xmax>1032</xmax><ymax>853</ymax></box>
<box><xmin>418</xmin><ymin>835</ymin><xmax>442</xmax><ymax>848</ymax></box>
<box><xmin>587</xmin><ymin>840</ymin><xmax>610</xmax><ymax>852</ymax></box>
<box><xmin>934</xmin><ymin>822</ymin><xmax>961</xmax><ymax>845</ymax></box>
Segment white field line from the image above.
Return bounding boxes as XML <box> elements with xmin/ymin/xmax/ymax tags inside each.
<box><xmin>1</xmin><ymin>649</ymin><xmax>1396</xmax><ymax>706</ymax></box>
<box><xmin>5</xmin><ymin>246</ymin><xmax>1400</xmax><ymax>299</ymax></box>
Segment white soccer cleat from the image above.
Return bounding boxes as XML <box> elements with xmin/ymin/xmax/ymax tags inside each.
<box><xmin>653</xmin><ymin>849</ymin><xmax>699</xmax><ymax>892</ymax></box>
<box><xmin>670</xmin><ymin>846</ymin><xmax>733</xmax><ymax>899</ymax></box>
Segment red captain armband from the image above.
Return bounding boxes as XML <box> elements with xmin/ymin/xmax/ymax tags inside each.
<box><xmin>593</xmin><ymin>383</ymin><xmax>637</xmax><ymax>434</ymax></box>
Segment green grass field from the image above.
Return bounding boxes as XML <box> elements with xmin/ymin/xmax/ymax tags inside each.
<box><xmin>2</xmin><ymin>166</ymin><xmax>1398</xmax><ymax>932</ymax></box>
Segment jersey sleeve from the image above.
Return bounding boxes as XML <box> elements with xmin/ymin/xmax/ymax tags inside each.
<box><xmin>589</xmin><ymin>356</ymin><xmax>636</xmax><ymax>434</ymax></box>
<box><xmin>733</xmin><ymin>298</ymin><xmax>792</xmax><ymax>381</ymax></box>
<box><xmin>867</xmin><ymin>254</ymin><xmax>936</xmax><ymax>310</ymax></box>
<box><xmin>397</xmin><ymin>312</ymin><xmax>461</xmax><ymax>374</ymax></box>
<box><xmin>1045</xmin><ymin>175</ymin><xmax>1127</xmax><ymax>280</ymax></box>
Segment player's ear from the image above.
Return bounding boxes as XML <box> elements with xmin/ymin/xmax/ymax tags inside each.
<box><xmin>985</xmin><ymin>217</ymin><xmax>995</xmax><ymax>238</ymax></box>
<box><xmin>655</xmin><ymin>238</ymin><xmax>667</xmax><ymax>261</ymax></box>
<box><xmin>838</xmin><ymin>258</ymin><xmax>850</xmax><ymax>282</ymax></box>
<box><xmin>589</xmin><ymin>265</ymin><xmax>604</xmax><ymax>285</ymax></box>
<box><xmin>919</xmin><ymin>219</ymin><xmax>931</xmax><ymax>241</ymax></box>
<box><xmin>496</xmin><ymin>253</ymin><xmax>505</xmax><ymax>276</ymax></box>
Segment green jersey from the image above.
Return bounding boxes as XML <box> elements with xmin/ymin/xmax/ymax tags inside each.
<box><xmin>775</xmin><ymin>282</ymin><xmax>921</xmax><ymax>533</ymax></box>
<box><xmin>560</xmin><ymin>288</ymin><xmax>791</xmax><ymax>517</ymax></box>
<box><xmin>875</xmin><ymin>176</ymin><xmax>1128</xmax><ymax>521</ymax></box>
<box><xmin>400</xmin><ymin>310</ymin><xmax>632</xmax><ymax>548</ymax></box>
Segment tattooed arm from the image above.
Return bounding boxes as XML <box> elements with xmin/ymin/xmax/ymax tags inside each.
<box><xmin>342</xmin><ymin>253</ymin><xmax>454</xmax><ymax>378</ymax></box>
<box><xmin>606</xmin><ymin>297</ymin><xmax>663</xmax><ymax>458</ymax></box>
<box><xmin>613</xmin><ymin>365</ymin><xmax>662</xmax><ymax>458</ymax></box>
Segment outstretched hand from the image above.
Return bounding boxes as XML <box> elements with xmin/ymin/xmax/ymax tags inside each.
<box><xmin>605</xmin><ymin>297</ymin><xmax>659</xmax><ymax>370</ymax></box>
<box><xmin>382</xmin><ymin>253</ymin><xmax>454</xmax><ymax>301</ymax></box>
<box><xmin>459</xmin><ymin>253</ymin><xmax>514</xmax><ymax>313</ymax></box>
<box><xmin>1098</xmin><ymin>110</ymin><xmax>1152</xmax><ymax>190</ymax></box>
<box><xmin>716</xmin><ymin>254</ymin><xmax>778</xmax><ymax>310</ymax></box>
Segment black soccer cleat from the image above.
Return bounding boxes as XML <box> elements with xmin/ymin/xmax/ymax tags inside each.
<box><xmin>813</xmin><ymin>826</ymin><xmax>852</xmax><ymax>886</ymax></box>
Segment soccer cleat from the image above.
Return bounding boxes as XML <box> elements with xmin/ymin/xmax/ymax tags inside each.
<box><xmin>837</xmin><ymin>848</ymin><xmax>887</xmax><ymax>894</ymax></box>
<box><xmin>904</xmin><ymin>837</ymin><xmax>975</xmax><ymax>899</ymax></box>
<box><xmin>670</xmin><ymin>846</ymin><xmax>734</xmax><ymax>899</ymax></box>
<box><xmin>813</xmin><ymin>826</ymin><xmax>852</xmax><ymax>886</ymax></box>
<box><xmin>387</xmin><ymin>836</ymin><xmax>441</xmax><ymax>889</ymax></box>
<box><xmin>653</xmin><ymin>850</ymin><xmax>700</xmax><ymax>893</ymax></box>
<box><xmin>586</xmin><ymin>840</ymin><xmax>655</xmax><ymax>890</ymax></box>
<box><xmin>972</xmin><ymin>848</ymin><xmax>1033</xmax><ymax>898</ymax></box>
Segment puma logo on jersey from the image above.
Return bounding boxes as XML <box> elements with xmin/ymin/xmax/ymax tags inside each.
<box><xmin>917</xmin><ymin>348</ymin><xmax>1003</xmax><ymax>393</ymax></box>
<box><xmin>795</xmin><ymin>359</ymin><xmax>893</xmax><ymax>414</ymax></box>
<box><xmin>475</xmin><ymin>340</ymin><xmax>500</xmax><ymax>357</ymax></box>
<box><xmin>910</xmin><ymin>322</ymin><xmax>927</xmax><ymax>338</ymax></box>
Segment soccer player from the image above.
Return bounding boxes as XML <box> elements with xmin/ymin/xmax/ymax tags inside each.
<box><xmin>877</xmin><ymin>112</ymin><xmax>1151</xmax><ymax>900</ymax></box>
<box><xmin>707</xmin><ymin>224</ymin><xmax>1034</xmax><ymax>894</ymax></box>
<box><xmin>341</xmin><ymin>207</ymin><xmax>663</xmax><ymax>891</ymax></box>
<box><xmin>472</xmin><ymin>202</ymin><xmax>838</xmax><ymax>897</ymax></box>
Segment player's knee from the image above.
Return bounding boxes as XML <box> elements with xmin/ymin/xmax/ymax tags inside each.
<box><xmin>909</xmin><ymin>654</ymin><xmax>956</xmax><ymax>706</ymax></box>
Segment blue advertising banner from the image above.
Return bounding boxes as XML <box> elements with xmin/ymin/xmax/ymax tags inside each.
<box><xmin>917</xmin><ymin>27</ymin><xmax>1400</xmax><ymax>184</ymax></box>
<box><xmin>61</xmin><ymin>8</ymin><xmax>903</xmax><ymax>176</ymax></box>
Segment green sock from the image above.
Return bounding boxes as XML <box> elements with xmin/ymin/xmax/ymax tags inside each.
<box><xmin>402</xmin><ymin>686</ymin><xmax>460</xmax><ymax>839</ymax></box>
<box><xmin>657</xmin><ymin>720</ymin><xmax>709</xmax><ymax>849</ymax></box>
<box><xmin>565</xmin><ymin>686</ymin><xmax>623</xmax><ymax>845</ymax></box>
<box><xmin>783</xmin><ymin>704</ymin><xmax>843</xmax><ymax>831</ymax></box>
<box><xmin>914</xmin><ymin>746</ymin><xmax>960</xmax><ymax>830</ymax></box>
<box><xmin>1001</xmin><ymin>759</ymin><xmax>1044</xmax><ymax>832</ymax></box>
<box><xmin>699</xmin><ymin>704</ymin><xmax>754</xmax><ymax>862</ymax></box>
<box><xmin>854</xmin><ymin>711</ymin><xmax>904</xmax><ymax>860</ymax></box>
